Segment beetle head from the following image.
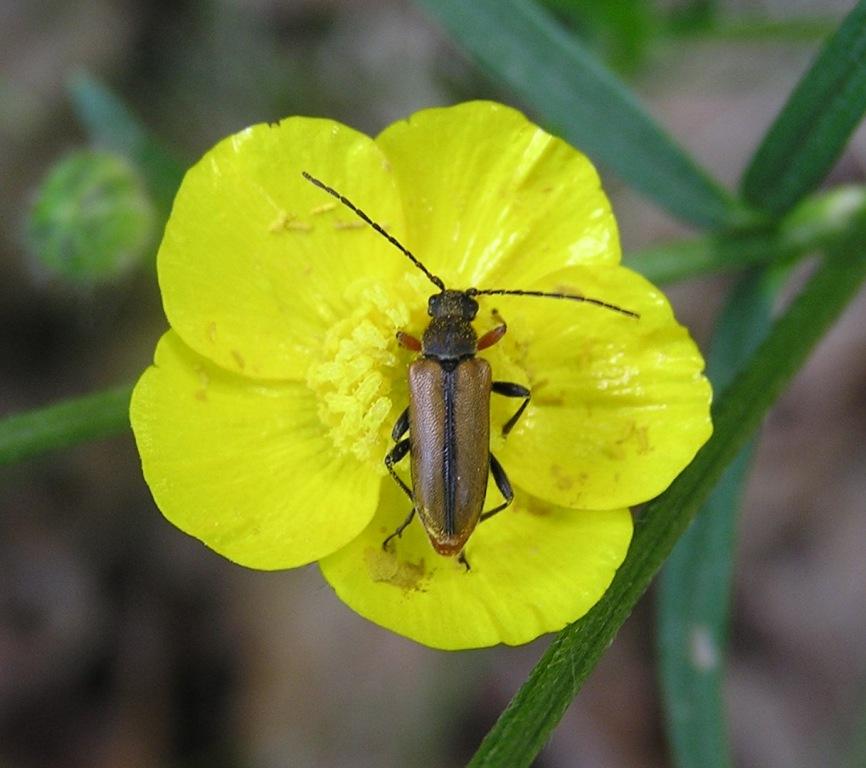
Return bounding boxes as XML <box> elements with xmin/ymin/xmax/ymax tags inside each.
<box><xmin>427</xmin><ymin>290</ymin><xmax>479</xmax><ymax>320</ymax></box>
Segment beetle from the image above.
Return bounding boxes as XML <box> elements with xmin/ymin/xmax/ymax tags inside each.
<box><xmin>302</xmin><ymin>171</ymin><xmax>638</xmax><ymax>567</ymax></box>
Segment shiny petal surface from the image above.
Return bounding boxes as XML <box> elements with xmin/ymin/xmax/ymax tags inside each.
<box><xmin>159</xmin><ymin>117</ymin><xmax>405</xmax><ymax>380</ymax></box>
<box><xmin>130</xmin><ymin>332</ymin><xmax>380</xmax><ymax>568</ymax></box>
<box><xmin>481</xmin><ymin>264</ymin><xmax>712</xmax><ymax>510</ymax></box>
<box><xmin>134</xmin><ymin>102</ymin><xmax>714</xmax><ymax>649</ymax></box>
<box><xmin>320</xmin><ymin>479</ymin><xmax>632</xmax><ymax>649</ymax></box>
<box><xmin>376</xmin><ymin>101</ymin><xmax>620</xmax><ymax>291</ymax></box>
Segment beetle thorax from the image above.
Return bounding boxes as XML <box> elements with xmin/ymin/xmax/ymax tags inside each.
<box><xmin>421</xmin><ymin>290</ymin><xmax>479</xmax><ymax>362</ymax></box>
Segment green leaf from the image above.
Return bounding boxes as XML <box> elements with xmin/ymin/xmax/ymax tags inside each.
<box><xmin>413</xmin><ymin>0</ymin><xmax>749</xmax><ymax>230</ymax></box>
<box><xmin>0</xmin><ymin>386</ymin><xmax>132</xmax><ymax>466</ymax></box>
<box><xmin>656</xmin><ymin>268</ymin><xmax>779</xmax><ymax>768</ymax></box>
<box><xmin>742</xmin><ymin>0</ymin><xmax>866</xmax><ymax>215</ymax></box>
<box><xmin>468</xmin><ymin>217</ymin><xmax>866</xmax><ymax>767</ymax></box>
<box><xmin>68</xmin><ymin>72</ymin><xmax>184</xmax><ymax>215</ymax></box>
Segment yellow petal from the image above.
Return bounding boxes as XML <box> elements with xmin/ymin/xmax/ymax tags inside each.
<box><xmin>159</xmin><ymin>117</ymin><xmax>406</xmax><ymax>380</ymax></box>
<box><xmin>376</xmin><ymin>101</ymin><xmax>620</xmax><ymax>291</ymax></box>
<box><xmin>130</xmin><ymin>332</ymin><xmax>380</xmax><ymax>568</ymax></box>
<box><xmin>482</xmin><ymin>264</ymin><xmax>712</xmax><ymax>509</ymax></box>
<box><xmin>319</xmin><ymin>478</ymin><xmax>632</xmax><ymax>649</ymax></box>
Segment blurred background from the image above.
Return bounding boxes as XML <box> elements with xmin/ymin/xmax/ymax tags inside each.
<box><xmin>2</xmin><ymin>1</ymin><xmax>866</xmax><ymax>766</ymax></box>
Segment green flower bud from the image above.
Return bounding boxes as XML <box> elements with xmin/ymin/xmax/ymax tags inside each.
<box><xmin>27</xmin><ymin>150</ymin><xmax>155</xmax><ymax>284</ymax></box>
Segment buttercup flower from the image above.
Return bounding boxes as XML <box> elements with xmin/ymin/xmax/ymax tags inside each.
<box><xmin>131</xmin><ymin>101</ymin><xmax>712</xmax><ymax>650</ymax></box>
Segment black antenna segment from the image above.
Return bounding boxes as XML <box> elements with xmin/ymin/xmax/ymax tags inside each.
<box><xmin>302</xmin><ymin>171</ymin><xmax>445</xmax><ymax>291</ymax></box>
<box><xmin>468</xmin><ymin>288</ymin><xmax>639</xmax><ymax>318</ymax></box>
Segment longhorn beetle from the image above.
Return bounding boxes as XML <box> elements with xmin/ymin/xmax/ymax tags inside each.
<box><xmin>302</xmin><ymin>171</ymin><xmax>639</xmax><ymax>568</ymax></box>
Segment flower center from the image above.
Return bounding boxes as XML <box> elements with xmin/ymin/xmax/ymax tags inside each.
<box><xmin>306</xmin><ymin>281</ymin><xmax>412</xmax><ymax>464</ymax></box>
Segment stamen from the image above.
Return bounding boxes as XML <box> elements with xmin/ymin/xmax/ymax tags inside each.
<box><xmin>306</xmin><ymin>284</ymin><xmax>410</xmax><ymax>463</ymax></box>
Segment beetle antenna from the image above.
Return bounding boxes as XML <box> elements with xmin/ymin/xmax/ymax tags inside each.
<box><xmin>302</xmin><ymin>171</ymin><xmax>445</xmax><ymax>291</ymax></box>
<box><xmin>468</xmin><ymin>288</ymin><xmax>640</xmax><ymax>318</ymax></box>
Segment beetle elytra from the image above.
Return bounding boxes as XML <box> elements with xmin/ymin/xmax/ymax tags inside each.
<box><xmin>302</xmin><ymin>172</ymin><xmax>638</xmax><ymax>567</ymax></box>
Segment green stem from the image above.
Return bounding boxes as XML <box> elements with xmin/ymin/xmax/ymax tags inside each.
<box><xmin>624</xmin><ymin>185</ymin><xmax>866</xmax><ymax>284</ymax></box>
<box><xmin>656</xmin><ymin>266</ymin><xmax>782</xmax><ymax>768</ymax></box>
<box><xmin>0</xmin><ymin>385</ymin><xmax>132</xmax><ymax>466</ymax></box>
<box><xmin>468</xmin><ymin>221</ymin><xmax>866</xmax><ymax>767</ymax></box>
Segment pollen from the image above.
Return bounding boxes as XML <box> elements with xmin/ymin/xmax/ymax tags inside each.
<box><xmin>306</xmin><ymin>283</ymin><xmax>410</xmax><ymax>463</ymax></box>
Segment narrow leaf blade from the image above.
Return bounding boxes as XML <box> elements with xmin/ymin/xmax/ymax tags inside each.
<box><xmin>742</xmin><ymin>0</ymin><xmax>866</xmax><ymax>214</ymax></box>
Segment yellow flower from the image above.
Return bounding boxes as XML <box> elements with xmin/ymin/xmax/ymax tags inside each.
<box><xmin>130</xmin><ymin>101</ymin><xmax>712</xmax><ymax>650</ymax></box>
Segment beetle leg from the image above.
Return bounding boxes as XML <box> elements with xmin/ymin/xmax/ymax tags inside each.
<box><xmin>492</xmin><ymin>381</ymin><xmax>531</xmax><ymax>437</ymax></box>
<box><xmin>382</xmin><ymin>507</ymin><xmax>416</xmax><ymax>551</ymax></box>
<box><xmin>383</xmin><ymin>426</ymin><xmax>417</xmax><ymax>550</ymax></box>
<box><xmin>477</xmin><ymin>309</ymin><xmax>507</xmax><ymax>350</ymax></box>
<box><xmin>384</xmin><ymin>437</ymin><xmax>413</xmax><ymax>501</ymax></box>
<box><xmin>396</xmin><ymin>331</ymin><xmax>422</xmax><ymax>351</ymax></box>
<box><xmin>391</xmin><ymin>406</ymin><xmax>409</xmax><ymax>441</ymax></box>
<box><xmin>479</xmin><ymin>452</ymin><xmax>514</xmax><ymax>522</ymax></box>
<box><xmin>457</xmin><ymin>551</ymin><xmax>471</xmax><ymax>571</ymax></box>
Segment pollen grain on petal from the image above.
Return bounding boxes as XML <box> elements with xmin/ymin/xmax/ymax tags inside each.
<box><xmin>268</xmin><ymin>211</ymin><xmax>291</xmax><ymax>232</ymax></box>
<box><xmin>193</xmin><ymin>365</ymin><xmax>210</xmax><ymax>402</ymax></box>
<box><xmin>616</xmin><ymin>421</ymin><xmax>652</xmax><ymax>455</ymax></box>
<box><xmin>363</xmin><ymin>546</ymin><xmax>429</xmax><ymax>592</ymax></box>
<box><xmin>333</xmin><ymin>220</ymin><xmax>367</xmax><ymax>231</ymax></box>
<box><xmin>310</xmin><ymin>201</ymin><xmax>336</xmax><ymax>215</ymax></box>
<box><xmin>268</xmin><ymin>210</ymin><xmax>314</xmax><ymax>233</ymax></box>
